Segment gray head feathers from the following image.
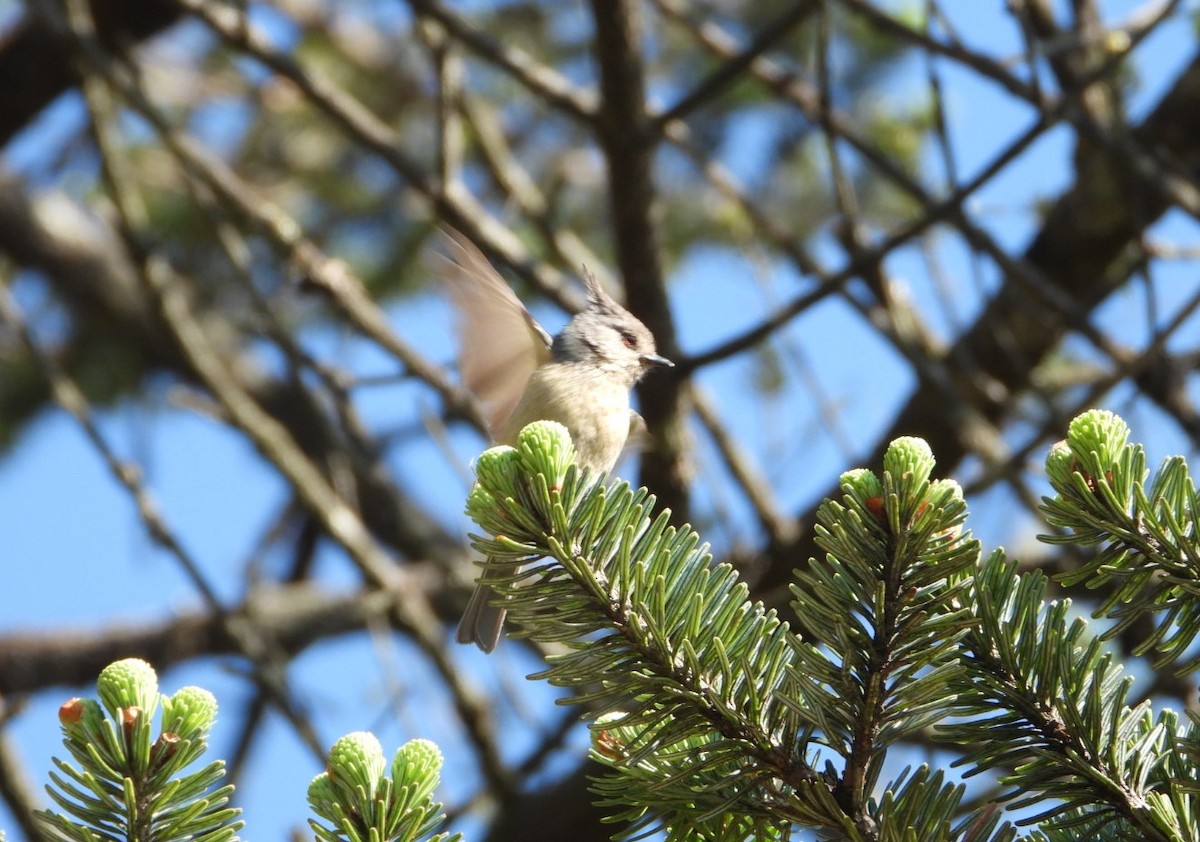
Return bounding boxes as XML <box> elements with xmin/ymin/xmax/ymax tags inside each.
<box><xmin>553</xmin><ymin>272</ymin><xmax>673</xmax><ymax>385</ymax></box>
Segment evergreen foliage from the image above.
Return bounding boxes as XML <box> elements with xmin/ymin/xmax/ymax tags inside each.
<box><xmin>462</xmin><ymin>414</ymin><xmax>1200</xmax><ymax>841</ymax></box>
<box><xmin>1041</xmin><ymin>411</ymin><xmax>1200</xmax><ymax>671</ymax></box>
<box><xmin>35</xmin><ymin>660</ymin><xmax>457</xmax><ymax>842</ymax></box>
<box><xmin>32</xmin><ymin>409</ymin><xmax>1200</xmax><ymax>840</ymax></box>
<box><xmin>307</xmin><ymin>732</ymin><xmax>460</xmax><ymax>842</ymax></box>
<box><xmin>36</xmin><ymin>658</ymin><xmax>242</xmax><ymax>842</ymax></box>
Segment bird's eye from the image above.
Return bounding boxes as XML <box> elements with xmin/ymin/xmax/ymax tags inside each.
<box><xmin>620</xmin><ymin>331</ymin><xmax>638</xmax><ymax>349</ymax></box>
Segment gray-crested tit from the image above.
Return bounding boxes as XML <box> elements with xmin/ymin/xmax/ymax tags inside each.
<box><xmin>441</xmin><ymin>231</ymin><xmax>673</xmax><ymax>652</ymax></box>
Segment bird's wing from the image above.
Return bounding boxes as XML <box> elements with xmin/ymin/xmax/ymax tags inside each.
<box><xmin>617</xmin><ymin>410</ymin><xmax>653</xmax><ymax>464</ymax></box>
<box><xmin>440</xmin><ymin>230</ymin><xmax>553</xmax><ymax>441</ymax></box>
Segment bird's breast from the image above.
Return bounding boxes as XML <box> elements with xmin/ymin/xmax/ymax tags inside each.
<box><xmin>500</xmin><ymin>364</ymin><xmax>632</xmax><ymax>473</ymax></box>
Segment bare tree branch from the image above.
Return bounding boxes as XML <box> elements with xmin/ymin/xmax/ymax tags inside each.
<box><xmin>0</xmin><ymin>0</ymin><xmax>182</xmax><ymax>145</ymax></box>
<box><xmin>588</xmin><ymin>0</ymin><xmax>689</xmax><ymax>522</ymax></box>
<box><xmin>757</xmin><ymin>48</ymin><xmax>1200</xmax><ymax>603</ymax></box>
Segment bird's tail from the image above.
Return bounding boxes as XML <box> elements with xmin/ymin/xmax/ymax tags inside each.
<box><xmin>456</xmin><ymin>575</ymin><xmax>508</xmax><ymax>652</ymax></box>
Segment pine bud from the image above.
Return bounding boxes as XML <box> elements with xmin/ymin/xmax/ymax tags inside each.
<box><xmin>593</xmin><ymin>729</ymin><xmax>626</xmax><ymax>761</ymax></box>
<box><xmin>58</xmin><ymin>698</ymin><xmax>85</xmax><ymax>726</ymax></box>
<box><xmin>306</xmin><ymin>771</ymin><xmax>338</xmax><ymax>821</ymax></box>
<box><xmin>883</xmin><ymin>436</ymin><xmax>935</xmax><ymax>486</ymax></box>
<box><xmin>97</xmin><ymin>658</ymin><xmax>159</xmax><ymax>719</ymax></box>
<box><xmin>327</xmin><ymin>731</ymin><xmax>386</xmax><ymax>797</ymax></box>
<box><xmin>58</xmin><ymin>697</ymin><xmax>105</xmax><ymax>739</ymax></box>
<box><xmin>840</xmin><ymin>468</ymin><xmax>885</xmax><ymax>519</ymax></box>
<box><xmin>121</xmin><ymin>706</ymin><xmax>143</xmax><ymax>744</ymax></box>
<box><xmin>473</xmin><ymin>445</ymin><xmax>520</xmax><ymax>498</ymax></box>
<box><xmin>1067</xmin><ymin>409</ymin><xmax>1129</xmax><ymax>468</ymax></box>
<box><xmin>465</xmin><ymin>482</ymin><xmax>497</xmax><ymax>518</ymax></box>
<box><xmin>515</xmin><ymin>420</ymin><xmax>576</xmax><ymax>485</ymax></box>
<box><xmin>591</xmin><ymin>712</ymin><xmax>630</xmax><ymax>762</ymax></box>
<box><xmin>840</xmin><ymin>468</ymin><xmax>883</xmax><ymax>500</ymax></box>
<box><xmin>391</xmin><ymin>737</ymin><xmax>442</xmax><ymax>781</ymax></box>
<box><xmin>161</xmin><ymin>686</ymin><xmax>218</xmax><ymax>740</ymax></box>
<box><xmin>928</xmin><ymin>479</ymin><xmax>967</xmax><ymax>539</ymax></box>
<box><xmin>929</xmin><ymin>478</ymin><xmax>964</xmax><ymax>508</ymax></box>
<box><xmin>151</xmin><ymin>731</ymin><xmax>182</xmax><ymax>765</ymax></box>
<box><xmin>1045</xmin><ymin>439</ymin><xmax>1077</xmax><ymax>490</ymax></box>
<box><xmin>391</xmin><ymin>738</ymin><xmax>443</xmax><ymax>803</ymax></box>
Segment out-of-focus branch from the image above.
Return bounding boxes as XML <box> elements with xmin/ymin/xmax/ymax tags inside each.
<box><xmin>0</xmin><ymin>0</ymin><xmax>182</xmax><ymax>145</ymax></box>
<box><xmin>0</xmin><ymin>725</ymin><xmax>42</xmax><ymax>840</ymax></box>
<box><xmin>61</xmin><ymin>0</ymin><xmax>519</xmax><ymax>794</ymax></box>
<box><xmin>0</xmin><ymin>582</ymin><xmax>423</xmax><ymax>695</ymax></box>
<box><xmin>655</xmin><ymin>0</ymin><xmax>1200</xmax><ymax>523</ymax></box>
<box><xmin>588</xmin><ymin>0</ymin><xmax>689</xmax><ymax>522</ymax></box>
<box><xmin>176</xmin><ymin>0</ymin><xmax>580</xmax><ymax>312</ymax></box>
<box><xmin>406</xmin><ymin>0</ymin><xmax>596</xmax><ymax>124</ymax></box>
<box><xmin>756</xmin><ymin>48</ymin><xmax>1200</xmax><ymax>603</ymax></box>
<box><xmin>837</xmin><ymin>0</ymin><xmax>1200</xmax><ymax>219</ymax></box>
<box><xmin>678</xmin><ymin>111</ymin><xmax>1047</xmax><ymax>372</ymax></box>
<box><xmin>658</xmin><ymin>0</ymin><xmax>1200</xmax><ymax>469</ymax></box>
<box><xmin>650</xmin><ymin>0</ymin><xmax>822</xmax><ymax>131</ymax></box>
<box><xmin>458</xmin><ymin>91</ymin><xmax>615</xmax><ymax>289</ymax></box>
<box><xmin>0</xmin><ymin>171</ymin><xmax>461</xmax><ymax>566</ymax></box>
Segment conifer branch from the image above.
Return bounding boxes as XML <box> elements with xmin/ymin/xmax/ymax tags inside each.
<box><xmin>308</xmin><ymin>733</ymin><xmax>460</xmax><ymax>842</ymax></box>
<box><xmin>947</xmin><ymin>553</ymin><xmax>1195</xmax><ymax>840</ymax></box>
<box><xmin>462</xmin><ymin>414</ymin><xmax>1200</xmax><ymax>840</ymax></box>
<box><xmin>1042</xmin><ymin>410</ymin><xmax>1200</xmax><ymax>670</ymax></box>
<box><xmin>464</xmin><ymin>422</ymin><xmax>1011</xmax><ymax>840</ymax></box>
<box><xmin>35</xmin><ymin>658</ymin><xmax>243</xmax><ymax>842</ymax></box>
<box><xmin>31</xmin><ymin>409</ymin><xmax>1200</xmax><ymax>840</ymax></box>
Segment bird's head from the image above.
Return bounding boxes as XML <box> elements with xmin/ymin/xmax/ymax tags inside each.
<box><xmin>553</xmin><ymin>268</ymin><xmax>673</xmax><ymax>385</ymax></box>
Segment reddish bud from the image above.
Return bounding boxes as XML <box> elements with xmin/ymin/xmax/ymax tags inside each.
<box><xmin>59</xmin><ymin>699</ymin><xmax>85</xmax><ymax>725</ymax></box>
<box><xmin>866</xmin><ymin>497</ymin><xmax>886</xmax><ymax>520</ymax></box>
<box><xmin>151</xmin><ymin>731</ymin><xmax>182</xmax><ymax>766</ymax></box>
<box><xmin>121</xmin><ymin>706</ymin><xmax>142</xmax><ymax>742</ymax></box>
<box><xmin>594</xmin><ymin>729</ymin><xmax>624</xmax><ymax>761</ymax></box>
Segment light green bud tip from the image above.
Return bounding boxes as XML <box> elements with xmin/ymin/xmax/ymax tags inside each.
<box><xmin>306</xmin><ymin>771</ymin><xmax>338</xmax><ymax>821</ymax></box>
<box><xmin>473</xmin><ymin>445</ymin><xmax>520</xmax><ymax>497</ymax></box>
<box><xmin>929</xmin><ymin>478</ymin><xmax>964</xmax><ymax>507</ymax></box>
<box><xmin>1066</xmin><ymin>409</ymin><xmax>1129</xmax><ymax>466</ymax></box>
<box><xmin>883</xmin><ymin>436</ymin><xmax>935</xmax><ymax>485</ymax></box>
<box><xmin>161</xmin><ymin>686</ymin><xmax>217</xmax><ymax>739</ymax></box>
<box><xmin>840</xmin><ymin>468</ymin><xmax>883</xmax><ymax>500</ymax></box>
<box><xmin>327</xmin><ymin>731</ymin><xmax>386</xmax><ymax>793</ymax></box>
<box><xmin>391</xmin><ymin>738</ymin><xmax>443</xmax><ymax>804</ymax></box>
<box><xmin>465</xmin><ymin>482</ymin><xmax>498</xmax><ymax>519</ymax></box>
<box><xmin>97</xmin><ymin>658</ymin><xmax>159</xmax><ymax>718</ymax></box>
<box><xmin>392</xmin><ymin>737</ymin><xmax>443</xmax><ymax>782</ymax></box>
<box><xmin>1045</xmin><ymin>439</ymin><xmax>1077</xmax><ymax>488</ymax></box>
<box><xmin>516</xmin><ymin>420</ymin><xmax>576</xmax><ymax>483</ymax></box>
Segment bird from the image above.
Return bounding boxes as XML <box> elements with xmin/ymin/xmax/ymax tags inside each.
<box><xmin>440</xmin><ymin>230</ymin><xmax>673</xmax><ymax>652</ymax></box>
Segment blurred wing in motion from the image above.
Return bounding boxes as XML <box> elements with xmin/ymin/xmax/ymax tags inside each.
<box><xmin>440</xmin><ymin>230</ymin><xmax>553</xmax><ymax>441</ymax></box>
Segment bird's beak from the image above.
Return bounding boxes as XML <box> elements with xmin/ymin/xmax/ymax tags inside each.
<box><xmin>640</xmin><ymin>353</ymin><xmax>674</xmax><ymax>369</ymax></box>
